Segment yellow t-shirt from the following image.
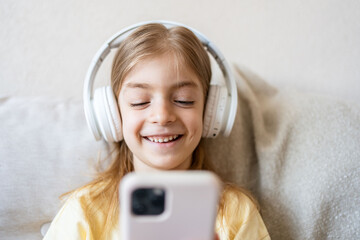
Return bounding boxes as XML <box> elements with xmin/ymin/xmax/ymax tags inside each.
<box><xmin>43</xmin><ymin>187</ymin><xmax>270</xmax><ymax>240</ymax></box>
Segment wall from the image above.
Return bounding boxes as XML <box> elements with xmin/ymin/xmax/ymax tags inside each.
<box><xmin>1</xmin><ymin>0</ymin><xmax>359</xmax><ymax>104</ymax></box>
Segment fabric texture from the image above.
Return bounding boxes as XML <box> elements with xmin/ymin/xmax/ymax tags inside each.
<box><xmin>204</xmin><ymin>66</ymin><xmax>360</xmax><ymax>239</ymax></box>
<box><xmin>42</xmin><ymin>187</ymin><xmax>270</xmax><ymax>240</ymax></box>
<box><xmin>0</xmin><ymin>97</ymin><xmax>109</xmax><ymax>240</ymax></box>
<box><xmin>0</xmin><ymin>66</ymin><xmax>359</xmax><ymax>239</ymax></box>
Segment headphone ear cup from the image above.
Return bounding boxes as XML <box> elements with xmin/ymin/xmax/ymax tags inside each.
<box><xmin>93</xmin><ymin>86</ymin><xmax>123</xmax><ymax>142</ymax></box>
<box><xmin>202</xmin><ymin>85</ymin><xmax>228</xmax><ymax>138</ymax></box>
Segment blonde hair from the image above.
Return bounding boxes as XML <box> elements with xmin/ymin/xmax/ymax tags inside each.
<box><xmin>111</xmin><ymin>23</ymin><xmax>211</xmax><ymax>97</ymax></box>
<box><xmin>70</xmin><ymin>23</ymin><xmax>257</xmax><ymax>239</ymax></box>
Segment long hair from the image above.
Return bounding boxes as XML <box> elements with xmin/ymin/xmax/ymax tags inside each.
<box><xmin>71</xmin><ymin>23</ymin><xmax>257</xmax><ymax>239</ymax></box>
<box><xmin>73</xmin><ymin>24</ymin><xmax>213</xmax><ymax>239</ymax></box>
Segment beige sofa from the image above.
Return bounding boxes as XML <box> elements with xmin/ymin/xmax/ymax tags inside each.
<box><xmin>0</xmin><ymin>67</ymin><xmax>359</xmax><ymax>239</ymax></box>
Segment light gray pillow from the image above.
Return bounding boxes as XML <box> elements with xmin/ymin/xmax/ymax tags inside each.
<box><xmin>0</xmin><ymin>96</ymin><xmax>108</xmax><ymax>240</ymax></box>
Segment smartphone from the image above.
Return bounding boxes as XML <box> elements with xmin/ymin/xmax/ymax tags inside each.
<box><xmin>120</xmin><ymin>171</ymin><xmax>222</xmax><ymax>240</ymax></box>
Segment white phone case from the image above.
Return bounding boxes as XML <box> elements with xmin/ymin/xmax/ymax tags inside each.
<box><xmin>120</xmin><ymin>171</ymin><xmax>222</xmax><ymax>240</ymax></box>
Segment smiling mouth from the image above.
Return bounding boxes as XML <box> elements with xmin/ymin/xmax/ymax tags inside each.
<box><xmin>145</xmin><ymin>135</ymin><xmax>182</xmax><ymax>143</ymax></box>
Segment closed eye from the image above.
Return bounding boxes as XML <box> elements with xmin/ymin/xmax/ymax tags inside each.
<box><xmin>174</xmin><ymin>100</ymin><xmax>195</xmax><ymax>106</ymax></box>
<box><xmin>130</xmin><ymin>102</ymin><xmax>150</xmax><ymax>107</ymax></box>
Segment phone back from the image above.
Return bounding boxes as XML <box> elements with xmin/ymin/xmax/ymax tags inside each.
<box><xmin>120</xmin><ymin>171</ymin><xmax>222</xmax><ymax>240</ymax></box>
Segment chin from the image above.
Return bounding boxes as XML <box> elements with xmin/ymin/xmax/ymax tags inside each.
<box><xmin>150</xmin><ymin>158</ymin><xmax>190</xmax><ymax>171</ymax></box>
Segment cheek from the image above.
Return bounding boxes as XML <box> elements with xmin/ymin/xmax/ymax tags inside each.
<box><xmin>122</xmin><ymin>115</ymin><xmax>144</xmax><ymax>147</ymax></box>
<box><xmin>119</xmin><ymin>104</ymin><xmax>142</xmax><ymax>139</ymax></box>
<box><xmin>184</xmin><ymin>109</ymin><xmax>204</xmax><ymax>134</ymax></box>
<box><xmin>121</xmin><ymin>113</ymin><xmax>134</xmax><ymax>130</ymax></box>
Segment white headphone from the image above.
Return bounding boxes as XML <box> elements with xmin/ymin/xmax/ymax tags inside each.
<box><xmin>84</xmin><ymin>20</ymin><xmax>237</xmax><ymax>142</ymax></box>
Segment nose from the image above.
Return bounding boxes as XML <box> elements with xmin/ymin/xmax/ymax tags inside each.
<box><xmin>149</xmin><ymin>99</ymin><xmax>176</xmax><ymax>125</ymax></box>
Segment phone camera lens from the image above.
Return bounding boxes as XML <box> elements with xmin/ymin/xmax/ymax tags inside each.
<box><xmin>150</xmin><ymin>189</ymin><xmax>165</xmax><ymax>207</ymax></box>
<box><xmin>132</xmin><ymin>201</ymin><xmax>147</xmax><ymax>215</ymax></box>
<box><xmin>131</xmin><ymin>188</ymin><xmax>165</xmax><ymax>216</ymax></box>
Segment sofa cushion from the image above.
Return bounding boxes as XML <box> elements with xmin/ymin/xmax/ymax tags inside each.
<box><xmin>1</xmin><ymin>67</ymin><xmax>359</xmax><ymax>239</ymax></box>
<box><xmin>0</xmin><ymin>97</ymin><xmax>108</xmax><ymax>240</ymax></box>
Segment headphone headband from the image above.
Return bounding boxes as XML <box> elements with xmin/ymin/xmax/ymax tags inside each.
<box><xmin>84</xmin><ymin>20</ymin><xmax>237</xmax><ymax>141</ymax></box>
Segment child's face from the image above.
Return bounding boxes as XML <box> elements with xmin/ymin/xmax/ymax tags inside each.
<box><xmin>118</xmin><ymin>54</ymin><xmax>205</xmax><ymax>172</ymax></box>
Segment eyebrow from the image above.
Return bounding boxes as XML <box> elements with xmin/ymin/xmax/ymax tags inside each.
<box><xmin>124</xmin><ymin>82</ymin><xmax>151</xmax><ymax>89</ymax></box>
<box><xmin>123</xmin><ymin>80</ymin><xmax>199</xmax><ymax>90</ymax></box>
<box><xmin>173</xmin><ymin>81</ymin><xmax>199</xmax><ymax>89</ymax></box>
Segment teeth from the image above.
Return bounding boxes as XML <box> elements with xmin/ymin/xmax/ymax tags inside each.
<box><xmin>147</xmin><ymin>135</ymin><xmax>179</xmax><ymax>143</ymax></box>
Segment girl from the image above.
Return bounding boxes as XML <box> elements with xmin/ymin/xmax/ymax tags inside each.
<box><xmin>43</xmin><ymin>23</ymin><xmax>270</xmax><ymax>240</ymax></box>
